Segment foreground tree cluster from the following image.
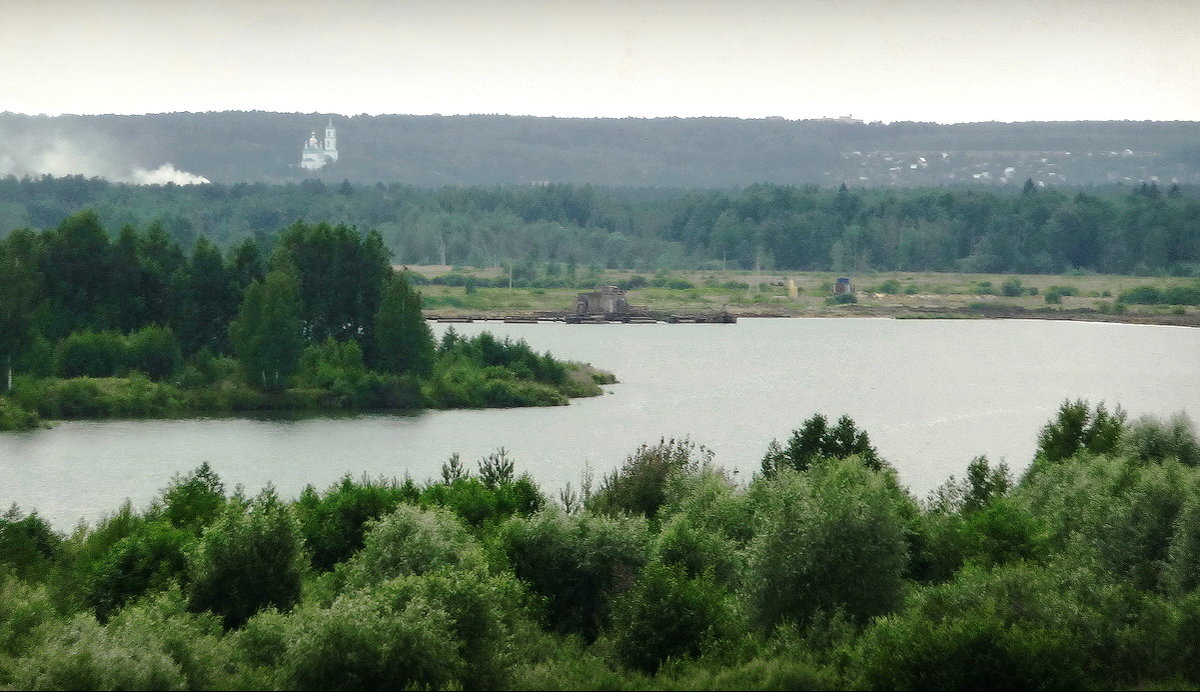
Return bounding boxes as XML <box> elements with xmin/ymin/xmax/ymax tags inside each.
<box><xmin>3</xmin><ymin>403</ymin><xmax>1200</xmax><ymax>689</ymax></box>
<box><xmin>0</xmin><ymin>212</ymin><xmax>607</xmax><ymax>429</ymax></box>
<box><xmin>3</xmin><ymin>176</ymin><xmax>1198</xmax><ymax>277</ymax></box>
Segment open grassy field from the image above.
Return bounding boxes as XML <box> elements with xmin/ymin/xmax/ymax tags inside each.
<box><xmin>402</xmin><ymin>265</ymin><xmax>1200</xmax><ymax>326</ymax></box>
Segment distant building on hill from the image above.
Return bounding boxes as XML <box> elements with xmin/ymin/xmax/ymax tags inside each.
<box><xmin>301</xmin><ymin>120</ymin><xmax>338</xmax><ymax>171</ymax></box>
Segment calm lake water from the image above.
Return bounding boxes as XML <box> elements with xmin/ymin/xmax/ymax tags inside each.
<box><xmin>3</xmin><ymin>318</ymin><xmax>1199</xmax><ymax>528</ymax></box>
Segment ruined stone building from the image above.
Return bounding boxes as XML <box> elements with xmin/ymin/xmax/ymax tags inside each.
<box><xmin>575</xmin><ymin>286</ymin><xmax>629</xmax><ymax>315</ymax></box>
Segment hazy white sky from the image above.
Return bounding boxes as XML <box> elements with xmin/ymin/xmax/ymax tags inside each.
<box><xmin>2</xmin><ymin>0</ymin><xmax>1197</xmax><ymax>123</ymax></box>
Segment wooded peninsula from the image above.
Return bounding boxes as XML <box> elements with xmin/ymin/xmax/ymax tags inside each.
<box><xmin>0</xmin><ymin>212</ymin><xmax>612</xmax><ymax>431</ymax></box>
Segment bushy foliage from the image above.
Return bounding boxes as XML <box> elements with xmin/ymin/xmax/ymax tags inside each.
<box><xmin>761</xmin><ymin>413</ymin><xmax>884</xmax><ymax>475</ymax></box>
<box><xmin>653</xmin><ymin>469</ymin><xmax>750</xmax><ymax>585</ymax></box>
<box><xmin>589</xmin><ymin>437</ymin><xmax>713</xmax><ymax>518</ymax></box>
<box><xmin>16</xmin><ymin>409</ymin><xmax>1200</xmax><ymax>689</ymax></box>
<box><xmin>0</xmin><ymin>396</ymin><xmax>40</xmax><ymax>431</ymax></box>
<box><xmin>84</xmin><ymin>521</ymin><xmax>190</xmax><ymax>621</ymax></box>
<box><xmin>294</xmin><ymin>475</ymin><xmax>418</xmax><ymax>571</ymax></box>
<box><xmin>0</xmin><ymin>505</ymin><xmax>61</xmax><ymax>581</ymax></box>
<box><xmin>152</xmin><ymin>463</ymin><xmax>226</xmax><ymax>533</ymax></box>
<box><xmin>746</xmin><ymin>460</ymin><xmax>911</xmax><ymax>628</ymax></box>
<box><xmin>9</xmin><ymin>612</ymin><xmax>191</xmax><ymax>691</ymax></box>
<box><xmin>340</xmin><ymin>505</ymin><xmax>483</xmax><ymax>588</ymax></box>
<box><xmin>858</xmin><ymin>560</ymin><xmax>1173</xmax><ymax>690</ymax></box>
<box><xmin>10</xmin><ymin>591</ymin><xmax>235</xmax><ymax>692</ymax></box>
<box><xmin>1123</xmin><ymin>412</ymin><xmax>1200</xmax><ymax>466</ymax></box>
<box><xmin>610</xmin><ymin>562</ymin><xmax>734</xmax><ymax>672</ymax></box>
<box><xmin>496</xmin><ymin>508</ymin><xmax>650</xmax><ymax>638</ymax></box>
<box><xmin>1120</xmin><ymin>282</ymin><xmax>1200</xmax><ymax>306</ymax></box>
<box><xmin>54</xmin><ymin>330</ymin><xmax>128</xmax><ymax>378</ymax></box>
<box><xmin>125</xmin><ymin>325</ymin><xmax>183</xmax><ymax>380</ymax></box>
<box><xmin>420</xmin><ymin>475</ymin><xmax>545</xmax><ymax>528</ymax></box>
<box><xmin>187</xmin><ymin>487</ymin><xmax>306</xmax><ymax>628</ymax></box>
<box><xmin>280</xmin><ymin>587</ymin><xmax>465</xmax><ymax>691</ymax></box>
<box><xmin>1034</xmin><ymin>399</ymin><xmax>1125</xmax><ymax>463</ymax></box>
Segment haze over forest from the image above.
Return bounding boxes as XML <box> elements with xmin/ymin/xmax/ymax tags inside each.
<box><xmin>2</xmin><ymin>111</ymin><xmax>1199</xmax><ymax>188</ymax></box>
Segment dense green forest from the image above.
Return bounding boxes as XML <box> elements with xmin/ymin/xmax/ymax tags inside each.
<box><xmin>3</xmin><ymin>402</ymin><xmax>1200</xmax><ymax>689</ymax></box>
<box><xmin>0</xmin><ymin>211</ymin><xmax>610</xmax><ymax>430</ymax></box>
<box><xmin>2</xmin><ymin>112</ymin><xmax>1198</xmax><ymax>186</ymax></box>
<box><xmin>2</xmin><ymin>177</ymin><xmax>1199</xmax><ymax>275</ymax></box>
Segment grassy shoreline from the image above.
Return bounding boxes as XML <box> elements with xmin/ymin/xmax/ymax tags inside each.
<box><xmin>409</xmin><ymin>265</ymin><xmax>1200</xmax><ymax>328</ymax></box>
<box><xmin>0</xmin><ymin>361</ymin><xmax>616</xmax><ymax>433</ymax></box>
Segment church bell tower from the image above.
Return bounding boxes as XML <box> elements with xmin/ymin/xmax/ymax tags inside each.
<box><xmin>324</xmin><ymin>119</ymin><xmax>338</xmax><ymax>161</ymax></box>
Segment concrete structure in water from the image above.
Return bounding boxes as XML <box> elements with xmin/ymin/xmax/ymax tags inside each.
<box><xmin>575</xmin><ymin>286</ymin><xmax>630</xmax><ymax>315</ymax></box>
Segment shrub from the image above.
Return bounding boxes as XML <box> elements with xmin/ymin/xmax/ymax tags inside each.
<box><xmin>877</xmin><ymin>279</ymin><xmax>902</xmax><ymax>294</ymax></box>
<box><xmin>295</xmin><ymin>475</ymin><xmax>417</xmax><ymax>571</ymax></box>
<box><xmin>1120</xmin><ymin>285</ymin><xmax>1164</xmax><ymax>304</ymax></box>
<box><xmin>610</xmin><ymin>562</ymin><xmax>733</xmax><ymax>673</ymax></box>
<box><xmin>371</xmin><ymin>567</ymin><xmax>530</xmax><ymax>688</ymax></box>
<box><xmin>0</xmin><ymin>396</ymin><xmax>40</xmax><ymax>431</ymax></box>
<box><xmin>1163</xmin><ymin>284</ymin><xmax>1200</xmax><ymax>305</ymax></box>
<box><xmin>85</xmin><ymin>521</ymin><xmax>191</xmax><ymax>621</ymax></box>
<box><xmin>152</xmin><ymin>463</ymin><xmax>226</xmax><ymax>532</ymax></box>
<box><xmin>1122</xmin><ymin>412</ymin><xmax>1200</xmax><ymax>467</ymax></box>
<box><xmin>340</xmin><ymin>504</ymin><xmax>482</xmax><ymax>588</ymax></box>
<box><xmin>1167</xmin><ymin>490</ymin><xmax>1200</xmax><ymax>594</ymax></box>
<box><xmin>654</xmin><ymin>512</ymin><xmax>743</xmax><ymax>588</ymax></box>
<box><xmin>54</xmin><ymin>330</ymin><xmax>128</xmax><ymax>378</ymax></box>
<box><xmin>653</xmin><ymin>469</ymin><xmax>749</xmax><ymax>585</ymax></box>
<box><xmin>420</xmin><ymin>471</ymin><xmax>544</xmax><ymax>529</ymax></box>
<box><xmin>0</xmin><ymin>505</ymin><xmax>61</xmax><ymax>581</ymax></box>
<box><xmin>12</xmin><ymin>591</ymin><xmax>239</xmax><ymax>692</ymax></box>
<box><xmin>281</xmin><ymin>584</ymin><xmax>465</xmax><ymax>691</ymax></box>
<box><xmin>856</xmin><ymin>561</ymin><xmax>1161</xmax><ymax>690</ymax></box>
<box><xmin>589</xmin><ymin>438</ymin><xmax>713</xmax><ymax>518</ymax></box>
<box><xmin>10</xmin><ymin>613</ymin><xmax>189</xmax><ymax>691</ymax></box>
<box><xmin>1001</xmin><ymin>278</ymin><xmax>1025</xmax><ymax>297</ymax></box>
<box><xmin>187</xmin><ymin>487</ymin><xmax>306</xmax><ymax>628</ymax></box>
<box><xmin>761</xmin><ymin>413</ymin><xmax>884</xmax><ymax>475</ymax></box>
<box><xmin>0</xmin><ymin>575</ymin><xmax>56</xmax><ymax>660</ymax></box>
<box><xmin>825</xmin><ymin>293</ymin><xmax>857</xmax><ymax>305</ymax></box>
<box><xmin>126</xmin><ymin>325</ymin><xmax>183</xmax><ymax>380</ymax></box>
<box><xmin>746</xmin><ymin>461</ymin><xmax>910</xmax><ymax>628</ymax></box>
<box><xmin>1034</xmin><ymin>399</ymin><xmax>1125</xmax><ymax>463</ymax></box>
<box><xmin>496</xmin><ymin>508</ymin><xmax>649</xmax><ymax>638</ymax></box>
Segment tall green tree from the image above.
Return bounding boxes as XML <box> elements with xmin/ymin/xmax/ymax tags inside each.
<box><xmin>271</xmin><ymin>222</ymin><xmax>391</xmax><ymax>346</ymax></box>
<box><xmin>373</xmin><ymin>272</ymin><xmax>434</xmax><ymax>378</ymax></box>
<box><xmin>0</xmin><ymin>231</ymin><xmax>43</xmax><ymax>391</ymax></box>
<box><xmin>187</xmin><ymin>486</ymin><xmax>306</xmax><ymax>629</ymax></box>
<box><xmin>230</xmin><ymin>270</ymin><xmax>304</xmax><ymax>391</ymax></box>
<box><xmin>41</xmin><ymin>210</ymin><xmax>114</xmax><ymax>336</ymax></box>
<box><xmin>175</xmin><ymin>238</ymin><xmax>236</xmax><ymax>355</ymax></box>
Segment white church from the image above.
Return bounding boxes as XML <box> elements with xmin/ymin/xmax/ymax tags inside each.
<box><xmin>300</xmin><ymin>120</ymin><xmax>338</xmax><ymax>171</ymax></box>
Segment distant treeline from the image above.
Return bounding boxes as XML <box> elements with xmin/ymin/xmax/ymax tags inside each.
<box><xmin>3</xmin><ymin>176</ymin><xmax>1199</xmax><ymax>275</ymax></box>
<box><xmin>3</xmin><ymin>402</ymin><xmax>1200</xmax><ymax>689</ymax></box>
<box><xmin>2</xmin><ymin>111</ymin><xmax>1199</xmax><ymax>186</ymax></box>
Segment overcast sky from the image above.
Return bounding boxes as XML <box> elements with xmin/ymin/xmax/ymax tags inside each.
<box><xmin>2</xmin><ymin>0</ymin><xmax>1197</xmax><ymax>123</ymax></box>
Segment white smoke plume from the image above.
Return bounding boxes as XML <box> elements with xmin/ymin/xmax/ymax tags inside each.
<box><xmin>0</xmin><ymin>137</ymin><xmax>209</xmax><ymax>185</ymax></box>
<box><xmin>129</xmin><ymin>164</ymin><xmax>209</xmax><ymax>185</ymax></box>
